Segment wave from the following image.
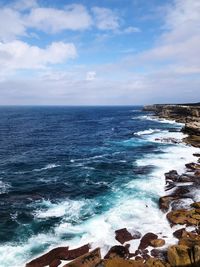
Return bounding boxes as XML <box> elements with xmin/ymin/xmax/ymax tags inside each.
<box><xmin>135</xmin><ymin>115</ymin><xmax>183</xmax><ymax>126</ymax></box>
<box><xmin>33</xmin><ymin>163</ymin><xmax>60</xmax><ymax>172</ymax></box>
<box><xmin>134</xmin><ymin>128</ymin><xmax>163</xmax><ymax>136</ymax></box>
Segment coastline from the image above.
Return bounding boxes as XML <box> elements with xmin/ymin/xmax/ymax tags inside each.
<box><xmin>25</xmin><ymin>104</ymin><xmax>200</xmax><ymax>267</ymax></box>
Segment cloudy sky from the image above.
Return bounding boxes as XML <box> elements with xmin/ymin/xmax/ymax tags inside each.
<box><xmin>0</xmin><ymin>0</ymin><xmax>200</xmax><ymax>105</ymax></box>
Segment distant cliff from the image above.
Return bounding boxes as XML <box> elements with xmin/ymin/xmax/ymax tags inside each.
<box><xmin>143</xmin><ymin>104</ymin><xmax>200</xmax><ymax>146</ymax></box>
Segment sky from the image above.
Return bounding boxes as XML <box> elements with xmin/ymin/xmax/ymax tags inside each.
<box><xmin>0</xmin><ymin>0</ymin><xmax>200</xmax><ymax>105</ymax></box>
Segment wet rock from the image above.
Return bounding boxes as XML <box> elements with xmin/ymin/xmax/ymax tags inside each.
<box><xmin>26</xmin><ymin>247</ymin><xmax>69</xmax><ymax>267</ymax></box>
<box><xmin>103</xmin><ymin>258</ymin><xmax>145</xmax><ymax>267</ymax></box>
<box><xmin>159</xmin><ymin>196</ymin><xmax>177</xmax><ymax>212</ymax></box>
<box><xmin>191</xmin><ymin>202</ymin><xmax>200</xmax><ymax>209</ymax></box>
<box><xmin>167</xmin><ymin>209</ymin><xmax>199</xmax><ymax>226</ymax></box>
<box><xmin>178</xmin><ymin>235</ymin><xmax>200</xmax><ymax>247</ymax></box>
<box><xmin>115</xmin><ymin>228</ymin><xmax>134</xmax><ymax>244</ymax></box>
<box><xmin>173</xmin><ymin>228</ymin><xmax>186</xmax><ymax>239</ymax></box>
<box><xmin>49</xmin><ymin>259</ymin><xmax>62</xmax><ymax>267</ymax></box>
<box><xmin>193</xmin><ymin>153</ymin><xmax>200</xmax><ymax>157</ymax></box>
<box><xmin>155</xmin><ymin>138</ymin><xmax>181</xmax><ymax>144</ymax></box>
<box><xmin>64</xmin><ymin>248</ymin><xmax>101</xmax><ymax>267</ymax></box>
<box><xmin>167</xmin><ymin>245</ymin><xmax>191</xmax><ymax>267</ymax></box>
<box><xmin>165</xmin><ymin>170</ymin><xmax>179</xmax><ymax>182</ymax></box>
<box><xmin>150</xmin><ymin>239</ymin><xmax>165</xmax><ymax>248</ymax></box>
<box><xmin>104</xmin><ymin>246</ymin><xmax>129</xmax><ymax>259</ymax></box>
<box><xmin>195</xmin><ymin>170</ymin><xmax>200</xmax><ymax>177</ymax></box>
<box><xmin>26</xmin><ymin>244</ymin><xmax>90</xmax><ymax>267</ymax></box>
<box><xmin>138</xmin><ymin>233</ymin><xmax>158</xmax><ymax>250</ymax></box>
<box><xmin>185</xmin><ymin>162</ymin><xmax>200</xmax><ymax>171</ymax></box>
<box><xmin>150</xmin><ymin>249</ymin><xmax>167</xmax><ymax>262</ymax></box>
<box><xmin>66</xmin><ymin>244</ymin><xmax>90</xmax><ymax>260</ymax></box>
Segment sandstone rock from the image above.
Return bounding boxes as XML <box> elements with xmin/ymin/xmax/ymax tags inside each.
<box><xmin>166</xmin><ymin>209</ymin><xmax>199</xmax><ymax>226</ymax></box>
<box><xmin>63</xmin><ymin>248</ymin><xmax>101</xmax><ymax>267</ymax></box>
<box><xmin>194</xmin><ymin>170</ymin><xmax>200</xmax><ymax>177</ymax></box>
<box><xmin>165</xmin><ymin>170</ymin><xmax>179</xmax><ymax>182</ymax></box>
<box><xmin>194</xmin><ymin>245</ymin><xmax>200</xmax><ymax>264</ymax></box>
<box><xmin>115</xmin><ymin>228</ymin><xmax>134</xmax><ymax>244</ymax></box>
<box><xmin>146</xmin><ymin>257</ymin><xmax>170</xmax><ymax>267</ymax></box>
<box><xmin>178</xmin><ymin>236</ymin><xmax>200</xmax><ymax>247</ymax></box>
<box><xmin>150</xmin><ymin>239</ymin><xmax>165</xmax><ymax>248</ymax></box>
<box><xmin>167</xmin><ymin>245</ymin><xmax>191</xmax><ymax>267</ymax></box>
<box><xmin>104</xmin><ymin>246</ymin><xmax>129</xmax><ymax>259</ymax></box>
<box><xmin>138</xmin><ymin>233</ymin><xmax>158</xmax><ymax>250</ymax></box>
<box><xmin>103</xmin><ymin>258</ymin><xmax>145</xmax><ymax>267</ymax></box>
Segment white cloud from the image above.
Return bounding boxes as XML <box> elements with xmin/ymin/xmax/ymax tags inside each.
<box><xmin>92</xmin><ymin>7</ymin><xmax>120</xmax><ymax>30</ymax></box>
<box><xmin>0</xmin><ymin>41</ymin><xmax>77</xmax><ymax>70</ymax></box>
<box><xmin>26</xmin><ymin>4</ymin><xmax>93</xmax><ymax>33</ymax></box>
<box><xmin>86</xmin><ymin>71</ymin><xmax>96</xmax><ymax>81</ymax></box>
<box><xmin>123</xmin><ymin>26</ymin><xmax>141</xmax><ymax>34</ymax></box>
<box><xmin>0</xmin><ymin>8</ymin><xmax>26</xmax><ymax>41</ymax></box>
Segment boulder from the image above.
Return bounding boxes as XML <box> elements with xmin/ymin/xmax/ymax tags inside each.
<box><xmin>150</xmin><ymin>249</ymin><xmax>167</xmax><ymax>262</ymax></box>
<box><xmin>104</xmin><ymin>245</ymin><xmax>129</xmax><ymax>259</ymax></box>
<box><xmin>150</xmin><ymin>239</ymin><xmax>165</xmax><ymax>248</ymax></box>
<box><xmin>63</xmin><ymin>248</ymin><xmax>101</xmax><ymax>267</ymax></box>
<box><xmin>26</xmin><ymin>247</ymin><xmax>69</xmax><ymax>267</ymax></box>
<box><xmin>167</xmin><ymin>245</ymin><xmax>191</xmax><ymax>267</ymax></box>
<box><xmin>138</xmin><ymin>233</ymin><xmax>158</xmax><ymax>250</ymax></box>
<box><xmin>103</xmin><ymin>258</ymin><xmax>145</xmax><ymax>267</ymax></box>
<box><xmin>115</xmin><ymin>228</ymin><xmax>134</xmax><ymax>244</ymax></box>
<box><xmin>165</xmin><ymin>170</ymin><xmax>179</xmax><ymax>182</ymax></box>
<box><xmin>26</xmin><ymin>244</ymin><xmax>90</xmax><ymax>267</ymax></box>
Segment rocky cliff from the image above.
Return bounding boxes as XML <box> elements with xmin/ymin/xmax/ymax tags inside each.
<box><xmin>143</xmin><ymin>104</ymin><xmax>200</xmax><ymax>145</ymax></box>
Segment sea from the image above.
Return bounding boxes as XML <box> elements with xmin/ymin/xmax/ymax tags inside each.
<box><xmin>0</xmin><ymin>106</ymin><xmax>199</xmax><ymax>267</ymax></box>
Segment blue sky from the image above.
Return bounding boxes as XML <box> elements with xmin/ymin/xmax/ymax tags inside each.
<box><xmin>0</xmin><ymin>0</ymin><xmax>200</xmax><ymax>105</ymax></box>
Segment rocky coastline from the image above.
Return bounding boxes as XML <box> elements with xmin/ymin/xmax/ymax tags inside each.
<box><xmin>26</xmin><ymin>104</ymin><xmax>200</xmax><ymax>267</ymax></box>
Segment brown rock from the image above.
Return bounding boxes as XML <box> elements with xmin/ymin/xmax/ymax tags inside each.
<box><xmin>173</xmin><ymin>228</ymin><xmax>186</xmax><ymax>239</ymax></box>
<box><xmin>26</xmin><ymin>247</ymin><xmax>69</xmax><ymax>267</ymax></box>
<box><xmin>178</xmin><ymin>236</ymin><xmax>200</xmax><ymax>247</ymax></box>
<box><xmin>138</xmin><ymin>233</ymin><xmax>158</xmax><ymax>250</ymax></box>
<box><xmin>165</xmin><ymin>170</ymin><xmax>179</xmax><ymax>182</ymax></box>
<box><xmin>150</xmin><ymin>239</ymin><xmax>165</xmax><ymax>248</ymax></box>
<box><xmin>115</xmin><ymin>228</ymin><xmax>134</xmax><ymax>244</ymax></box>
<box><xmin>150</xmin><ymin>249</ymin><xmax>167</xmax><ymax>262</ymax></box>
<box><xmin>66</xmin><ymin>244</ymin><xmax>90</xmax><ymax>260</ymax></box>
<box><xmin>194</xmin><ymin>170</ymin><xmax>200</xmax><ymax>177</ymax></box>
<box><xmin>26</xmin><ymin>244</ymin><xmax>90</xmax><ymax>267</ymax></box>
<box><xmin>167</xmin><ymin>245</ymin><xmax>191</xmax><ymax>267</ymax></box>
<box><xmin>166</xmin><ymin>209</ymin><xmax>199</xmax><ymax>226</ymax></box>
<box><xmin>159</xmin><ymin>196</ymin><xmax>177</xmax><ymax>212</ymax></box>
<box><xmin>49</xmin><ymin>259</ymin><xmax>62</xmax><ymax>267</ymax></box>
<box><xmin>104</xmin><ymin>245</ymin><xmax>129</xmax><ymax>259</ymax></box>
<box><xmin>103</xmin><ymin>258</ymin><xmax>145</xmax><ymax>267</ymax></box>
<box><xmin>146</xmin><ymin>258</ymin><xmax>170</xmax><ymax>267</ymax></box>
<box><xmin>63</xmin><ymin>248</ymin><xmax>101</xmax><ymax>267</ymax></box>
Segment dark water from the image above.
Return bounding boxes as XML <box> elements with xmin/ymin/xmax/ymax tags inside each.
<box><xmin>0</xmin><ymin>106</ymin><xmax>184</xmax><ymax>266</ymax></box>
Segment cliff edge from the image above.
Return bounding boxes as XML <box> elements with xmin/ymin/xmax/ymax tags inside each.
<box><xmin>143</xmin><ymin>104</ymin><xmax>200</xmax><ymax>146</ymax></box>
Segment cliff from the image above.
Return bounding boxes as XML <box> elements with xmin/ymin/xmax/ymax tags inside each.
<box><xmin>143</xmin><ymin>104</ymin><xmax>200</xmax><ymax>144</ymax></box>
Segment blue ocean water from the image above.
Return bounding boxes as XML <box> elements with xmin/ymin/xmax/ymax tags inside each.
<box><xmin>0</xmin><ymin>106</ymin><xmax>198</xmax><ymax>267</ymax></box>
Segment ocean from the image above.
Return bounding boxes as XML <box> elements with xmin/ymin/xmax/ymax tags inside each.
<box><xmin>0</xmin><ymin>106</ymin><xmax>199</xmax><ymax>267</ymax></box>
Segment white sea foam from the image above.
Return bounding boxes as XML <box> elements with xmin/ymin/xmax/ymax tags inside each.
<box><xmin>33</xmin><ymin>163</ymin><xmax>60</xmax><ymax>172</ymax></box>
<box><xmin>136</xmin><ymin>115</ymin><xmax>183</xmax><ymax>126</ymax></box>
<box><xmin>0</xmin><ymin>180</ymin><xmax>11</xmax><ymax>194</ymax></box>
<box><xmin>134</xmin><ymin>128</ymin><xmax>163</xmax><ymax>136</ymax></box>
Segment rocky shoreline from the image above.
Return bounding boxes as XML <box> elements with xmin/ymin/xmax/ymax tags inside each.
<box><xmin>26</xmin><ymin>104</ymin><xmax>200</xmax><ymax>267</ymax></box>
